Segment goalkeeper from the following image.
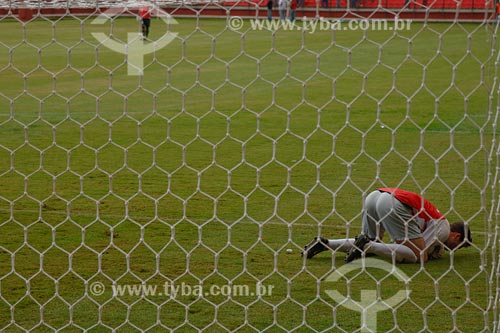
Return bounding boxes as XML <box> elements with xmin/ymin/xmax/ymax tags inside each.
<box><xmin>303</xmin><ymin>188</ymin><xmax>472</xmax><ymax>263</ymax></box>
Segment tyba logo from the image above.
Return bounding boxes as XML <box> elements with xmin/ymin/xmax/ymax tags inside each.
<box><xmin>91</xmin><ymin>2</ymin><xmax>178</xmax><ymax>76</ymax></box>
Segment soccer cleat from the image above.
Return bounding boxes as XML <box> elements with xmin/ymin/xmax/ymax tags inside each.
<box><xmin>302</xmin><ymin>237</ymin><xmax>329</xmax><ymax>259</ymax></box>
<box><xmin>345</xmin><ymin>234</ymin><xmax>372</xmax><ymax>263</ymax></box>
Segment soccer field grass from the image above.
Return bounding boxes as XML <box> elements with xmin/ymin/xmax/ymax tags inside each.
<box><xmin>0</xmin><ymin>15</ymin><xmax>497</xmax><ymax>332</ymax></box>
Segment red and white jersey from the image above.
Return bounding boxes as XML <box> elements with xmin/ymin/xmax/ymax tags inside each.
<box><xmin>378</xmin><ymin>188</ymin><xmax>450</xmax><ymax>250</ymax></box>
<box><xmin>378</xmin><ymin>188</ymin><xmax>444</xmax><ymax>222</ymax></box>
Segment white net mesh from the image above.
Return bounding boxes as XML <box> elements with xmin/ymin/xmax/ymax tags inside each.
<box><xmin>0</xmin><ymin>0</ymin><xmax>499</xmax><ymax>332</ymax></box>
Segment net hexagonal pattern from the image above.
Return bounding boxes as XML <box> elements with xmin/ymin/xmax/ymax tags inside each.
<box><xmin>0</xmin><ymin>1</ymin><xmax>499</xmax><ymax>332</ymax></box>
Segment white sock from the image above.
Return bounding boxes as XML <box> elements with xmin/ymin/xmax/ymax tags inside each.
<box><xmin>326</xmin><ymin>238</ymin><xmax>417</xmax><ymax>263</ymax></box>
<box><xmin>366</xmin><ymin>242</ymin><xmax>417</xmax><ymax>263</ymax></box>
<box><xmin>327</xmin><ymin>239</ymin><xmax>355</xmax><ymax>252</ymax></box>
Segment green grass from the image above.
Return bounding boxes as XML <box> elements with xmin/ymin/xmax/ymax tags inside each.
<box><xmin>0</xmin><ymin>14</ymin><xmax>497</xmax><ymax>332</ymax></box>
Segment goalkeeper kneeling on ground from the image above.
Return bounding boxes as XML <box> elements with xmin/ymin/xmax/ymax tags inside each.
<box><xmin>303</xmin><ymin>188</ymin><xmax>472</xmax><ymax>264</ymax></box>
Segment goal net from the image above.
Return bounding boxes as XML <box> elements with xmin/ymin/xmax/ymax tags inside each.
<box><xmin>0</xmin><ymin>0</ymin><xmax>499</xmax><ymax>332</ymax></box>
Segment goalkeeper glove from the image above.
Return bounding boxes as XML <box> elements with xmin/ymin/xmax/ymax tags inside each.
<box><xmin>428</xmin><ymin>245</ymin><xmax>445</xmax><ymax>260</ymax></box>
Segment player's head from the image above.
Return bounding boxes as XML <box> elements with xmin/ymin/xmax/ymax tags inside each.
<box><xmin>446</xmin><ymin>221</ymin><xmax>472</xmax><ymax>250</ymax></box>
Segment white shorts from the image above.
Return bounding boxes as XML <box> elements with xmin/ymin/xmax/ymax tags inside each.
<box><xmin>362</xmin><ymin>190</ymin><xmax>423</xmax><ymax>242</ymax></box>
<box><xmin>361</xmin><ymin>190</ymin><xmax>449</xmax><ymax>252</ymax></box>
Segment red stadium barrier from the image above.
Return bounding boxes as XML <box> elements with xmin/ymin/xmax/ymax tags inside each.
<box><xmin>18</xmin><ymin>8</ymin><xmax>33</xmax><ymax>21</ymax></box>
<box><xmin>223</xmin><ymin>0</ymin><xmax>492</xmax><ymax>9</ymax></box>
<box><xmin>0</xmin><ymin>0</ymin><xmax>494</xmax><ymax>21</ymax></box>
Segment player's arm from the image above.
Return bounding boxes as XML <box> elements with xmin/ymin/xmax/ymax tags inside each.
<box><xmin>398</xmin><ymin>237</ymin><xmax>428</xmax><ymax>263</ymax></box>
<box><xmin>421</xmin><ymin>219</ymin><xmax>449</xmax><ymax>260</ymax></box>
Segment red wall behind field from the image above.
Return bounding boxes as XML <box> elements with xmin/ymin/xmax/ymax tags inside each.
<box><xmin>223</xmin><ymin>0</ymin><xmax>492</xmax><ymax>9</ymax></box>
<box><xmin>1</xmin><ymin>2</ymin><xmax>493</xmax><ymax>22</ymax></box>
